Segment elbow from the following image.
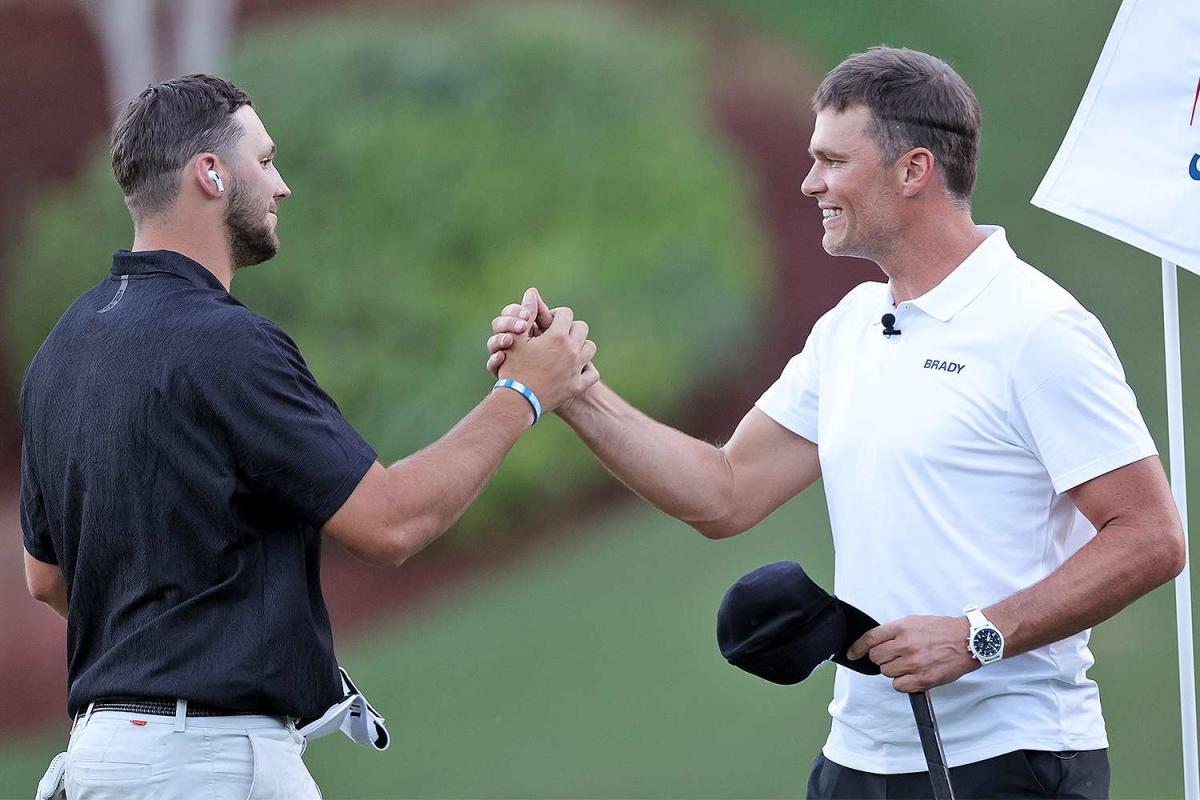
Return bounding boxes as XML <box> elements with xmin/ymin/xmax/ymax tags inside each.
<box><xmin>687</xmin><ymin>481</ymin><xmax>752</xmax><ymax>540</ymax></box>
<box><xmin>1161</xmin><ymin>524</ymin><xmax>1188</xmax><ymax>581</ymax></box>
<box><xmin>697</xmin><ymin>526</ymin><xmax>744</xmax><ymax>541</ymax></box>
<box><xmin>1135</xmin><ymin>516</ymin><xmax>1187</xmax><ymax>586</ymax></box>
<box><xmin>688</xmin><ymin>451</ymin><xmax>753</xmax><ymax>539</ymax></box>
<box><xmin>373</xmin><ymin>528</ymin><xmax>418</xmax><ymax>568</ymax></box>
<box><xmin>376</xmin><ymin>540</ymin><xmax>414</xmax><ymax>569</ymax></box>
<box><xmin>344</xmin><ymin>526</ymin><xmax>414</xmax><ymax>568</ymax></box>
<box><xmin>27</xmin><ymin>576</ymin><xmax>61</xmax><ymax>606</ymax></box>
<box><xmin>690</xmin><ymin>512</ymin><xmax>750</xmax><ymax>541</ymax></box>
<box><xmin>366</xmin><ymin>514</ymin><xmax>448</xmax><ymax>567</ymax></box>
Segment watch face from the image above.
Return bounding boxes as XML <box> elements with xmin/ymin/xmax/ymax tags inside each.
<box><xmin>972</xmin><ymin>628</ymin><xmax>1003</xmax><ymax>659</ymax></box>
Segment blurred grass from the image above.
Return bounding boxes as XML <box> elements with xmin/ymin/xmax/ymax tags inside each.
<box><xmin>0</xmin><ymin>485</ymin><xmax>1183</xmax><ymax>797</ymax></box>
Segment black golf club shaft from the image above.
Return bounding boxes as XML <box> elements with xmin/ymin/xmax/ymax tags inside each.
<box><xmin>910</xmin><ymin>691</ymin><xmax>955</xmax><ymax>799</ymax></box>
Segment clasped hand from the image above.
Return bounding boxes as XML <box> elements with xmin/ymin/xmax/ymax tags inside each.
<box><xmin>847</xmin><ymin>614</ymin><xmax>980</xmax><ymax>693</ymax></box>
<box><xmin>487</xmin><ymin>288</ymin><xmax>598</xmax><ymax>414</ymax></box>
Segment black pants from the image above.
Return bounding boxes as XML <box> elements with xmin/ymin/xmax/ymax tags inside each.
<box><xmin>807</xmin><ymin>749</ymin><xmax>1109</xmax><ymax>799</ymax></box>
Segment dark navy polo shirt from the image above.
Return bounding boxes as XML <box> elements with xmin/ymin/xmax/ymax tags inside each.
<box><xmin>19</xmin><ymin>249</ymin><xmax>376</xmax><ymax>719</ymax></box>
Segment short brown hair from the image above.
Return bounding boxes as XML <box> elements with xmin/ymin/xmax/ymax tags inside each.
<box><xmin>110</xmin><ymin>74</ymin><xmax>252</xmax><ymax>221</ymax></box>
<box><xmin>813</xmin><ymin>47</ymin><xmax>981</xmax><ymax>204</ymax></box>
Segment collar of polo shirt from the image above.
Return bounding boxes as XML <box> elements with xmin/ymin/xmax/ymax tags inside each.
<box><xmin>886</xmin><ymin>226</ymin><xmax>1010</xmax><ymax>323</ymax></box>
<box><xmin>111</xmin><ymin>249</ymin><xmax>227</xmax><ymax>293</ymax></box>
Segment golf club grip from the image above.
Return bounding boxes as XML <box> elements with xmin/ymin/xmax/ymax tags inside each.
<box><xmin>909</xmin><ymin>691</ymin><xmax>955</xmax><ymax>799</ymax></box>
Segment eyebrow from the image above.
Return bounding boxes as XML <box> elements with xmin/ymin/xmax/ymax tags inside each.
<box><xmin>808</xmin><ymin>146</ymin><xmax>851</xmax><ymax>160</ymax></box>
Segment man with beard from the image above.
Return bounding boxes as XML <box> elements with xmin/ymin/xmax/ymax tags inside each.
<box><xmin>485</xmin><ymin>48</ymin><xmax>1185</xmax><ymax>797</ymax></box>
<box><xmin>20</xmin><ymin>74</ymin><xmax>597</xmax><ymax>799</ymax></box>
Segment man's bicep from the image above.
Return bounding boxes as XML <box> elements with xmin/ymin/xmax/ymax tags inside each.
<box><xmin>322</xmin><ymin>461</ymin><xmax>406</xmax><ymax>566</ymax></box>
<box><xmin>721</xmin><ymin>408</ymin><xmax>820</xmax><ymax>529</ymax></box>
<box><xmin>1067</xmin><ymin>455</ymin><xmax>1178</xmax><ymax>534</ymax></box>
<box><xmin>25</xmin><ymin>549</ymin><xmax>65</xmax><ymax>602</ymax></box>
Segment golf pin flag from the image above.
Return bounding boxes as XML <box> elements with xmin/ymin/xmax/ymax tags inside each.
<box><xmin>1032</xmin><ymin>0</ymin><xmax>1200</xmax><ymax>274</ymax></box>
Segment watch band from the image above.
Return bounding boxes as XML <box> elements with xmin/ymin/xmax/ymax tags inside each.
<box><xmin>963</xmin><ymin>604</ymin><xmax>988</xmax><ymax>629</ymax></box>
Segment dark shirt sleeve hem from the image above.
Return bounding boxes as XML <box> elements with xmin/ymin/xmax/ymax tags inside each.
<box><xmin>23</xmin><ymin>541</ymin><xmax>58</xmax><ymax>566</ymax></box>
<box><xmin>312</xmin><ymin>443</ymin><xmax>378</xmax><ymax>530</ymax></box>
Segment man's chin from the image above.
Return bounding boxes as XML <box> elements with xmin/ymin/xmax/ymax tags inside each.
<box><xmin>231</xmin><ymin>235</ymin><xmax>279</xmax><ymax>269</ymax></box>
<box><xmin>821</xmin><ymin>234</ymin><xmax>848</xmax><ymax>257</ymax></box>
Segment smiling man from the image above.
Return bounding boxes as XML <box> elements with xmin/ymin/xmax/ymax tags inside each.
<box><xmin>486</xmin><ymin>47</ymin><xmax>1184</xmax><ymax>798</ymax></box>
<box><xmin>21</xmin><ymin>74</ymin><xmax>597</xmax><ymax>799</ymax></box>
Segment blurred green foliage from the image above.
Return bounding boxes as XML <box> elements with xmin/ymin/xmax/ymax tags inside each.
<box><xmin>5</xmin><ymin>4</ymin><xmax>763</xmax><ymax>540</ymax></box>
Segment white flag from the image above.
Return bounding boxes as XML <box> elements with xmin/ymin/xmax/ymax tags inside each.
<box><xmin>1032</xmin><ymin>0</ymin><xmax>1200</xmax><ymax>274</ymax></box>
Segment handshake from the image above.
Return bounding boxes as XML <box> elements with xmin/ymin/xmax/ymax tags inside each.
<box><xmin>484</xmin><ymin>287</ymin><xmax>599</xmax><ymax>418</ymax></box>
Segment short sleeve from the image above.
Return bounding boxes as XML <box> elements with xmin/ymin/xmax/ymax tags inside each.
<box><xmin>754</xmin><ymin>309</ymin><xmax>831</xmax><ymax>444</ymax></box>
<box><xmin>1008</xmin><ymin>306</ymin><xmax>1157</xmax><ymax>494</ymax></box>
<box><xmin>193</xmin><ymin>315</ymin><xmax>377</xmax><ymax>529</ymax></box>
<box><xmin>20</xmin><ymin>436</ymin><xmax>56</xmax><ymax>564</ymax></box>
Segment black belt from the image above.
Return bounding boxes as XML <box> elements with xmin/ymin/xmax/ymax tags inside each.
<box><xmin>90</xmin><ymin>697</ymin><xmax>267</xmax><ymax>718</ymax></box>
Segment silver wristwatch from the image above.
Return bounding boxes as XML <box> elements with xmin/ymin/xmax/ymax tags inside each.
<box><xmin>963</xmin><ymin>604</ymin><xmax>1004</xmax><ymax>665</ymax></box>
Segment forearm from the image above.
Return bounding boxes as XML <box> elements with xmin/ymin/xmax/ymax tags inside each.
<box><xmin>987</xmin><ymin>519</ymin><xmax>1184</xmax><ymax>657</ymax></box>
<box><xmin>385</xmin><ymin>389</ymin><xmax>533</xmax><ymax>557</ymax></box>
<box><xmin>558</xmin><ymin>382</ymin><xmax>737</xmax><ymax>536</ymax></box>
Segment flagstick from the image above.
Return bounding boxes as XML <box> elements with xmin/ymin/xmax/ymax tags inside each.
<box><xmin>1163</xmin><ymin>257</ymin><xmax>1199</xmax><ymax>800</ymax></box>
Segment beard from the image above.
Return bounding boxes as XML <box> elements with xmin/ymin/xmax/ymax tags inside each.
<box><xmin>225</xmin><ymin>178</ymin><xmax>278</xmax><ymax>268</ymax></box>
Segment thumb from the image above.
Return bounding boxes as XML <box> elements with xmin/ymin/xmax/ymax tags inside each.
<box><xmin>534</xmin><ymin>289</ymin><xmax>555</xmax><ymax>332</ymax></box>
<box><xmin>523</xmin><ymin>288</ymin><xmax>539</xmax><ymax>321</ymax></box>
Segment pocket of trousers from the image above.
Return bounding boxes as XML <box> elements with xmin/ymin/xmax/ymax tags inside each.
<box><xmin>1022</xmin><ymin>750</ymin><xmax>1064</xmax><ymax>797</ymax></box>
<box><xmin>67</xmin><ymin>719</ymin><xmax>153</xmax><ymax>787</ymax></box>
<box><xmin>69</xmin><ymin>761</ymin><xmax>153</xmax><ymax>782</ymax></box>
<box><xmin>247</xmin><ymin>728</ymin><xmax>322</xmax><ymax>800</ymax></box>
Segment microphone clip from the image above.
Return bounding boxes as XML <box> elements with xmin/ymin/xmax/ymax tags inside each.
<box><xmin>881</xmin><ymin>313</ymin><xmax>902</xmax><ymax>338</ymax></box>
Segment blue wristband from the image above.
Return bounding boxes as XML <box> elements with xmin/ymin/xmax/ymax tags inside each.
<box><xmin>494</xmin><ymin>378</ymin><xmax>542</xmax><ymax>425</ymax></box>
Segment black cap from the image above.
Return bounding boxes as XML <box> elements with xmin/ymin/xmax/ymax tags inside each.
<box><xmin>717</xmin><ymin>561</ymin><xmax>881</xmax><ymax>684</ymax></box>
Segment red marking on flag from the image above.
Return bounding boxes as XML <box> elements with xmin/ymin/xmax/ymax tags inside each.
<box><xmin>1192</xmin><ymin>76</ymin><xmax>1200</xmax><ymax>126</ymax></box>
<box><xmin>130</xmin><ymin>719</ymin><xmax>147</xmax><ymax>726</ymax></box>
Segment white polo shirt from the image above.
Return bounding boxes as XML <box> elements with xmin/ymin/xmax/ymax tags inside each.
<box><xmin>756</xmin><ymin>226</ymin><xmax>1157</xmax><ymax>773</ymax></box>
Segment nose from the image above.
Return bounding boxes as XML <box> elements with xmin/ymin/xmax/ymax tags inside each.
<box><xmin>801</xmin><ymin>162</ymin><xmax>824</xmax><ymax>198</ymax></box>
<box><xmin>275</xmin><ymin>172</ymin><xmax>291</xmax><ymax>200</ymax></box>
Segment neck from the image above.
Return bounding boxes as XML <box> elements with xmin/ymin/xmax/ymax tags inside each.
<box><xmin>880</xmin><ymin>212</ymin><xmax>987</xmax><ymax>304</ymax></box>
<box><xmin>132</xmin><ymin>218</ymin><xmax>233</xmax><ymax>291</ymax></box>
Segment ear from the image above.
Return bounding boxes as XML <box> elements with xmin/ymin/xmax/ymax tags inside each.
<box><xmin>192</xmin><ymin>153</ymin><xmax>225</xmax><ymax>199</ymax></box>
<box><xmin>899</xmin><ymin>147</ymin><xmax>936</xmax><ymax>198</ymax></box>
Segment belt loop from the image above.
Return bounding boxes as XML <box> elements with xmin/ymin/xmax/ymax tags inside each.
<box><xmin>73</xmin><ymin>702</ymin><xmax>95</xmax><ymax>734</ymax></box>
<box><xmin>174</xmin><ymin>699</ymin><xmax>187</xmax><ymax>732</ymax></box>
<box><xmin>83</xmin><ymin>701</ymin><xmax>95</xmax><ymax>727</ymax></box>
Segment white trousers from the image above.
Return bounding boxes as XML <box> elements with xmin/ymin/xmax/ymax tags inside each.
<box><xmin>64</xmin><ymin>706</ymin><xmax>322</xmax><ymax>800</ymax></box>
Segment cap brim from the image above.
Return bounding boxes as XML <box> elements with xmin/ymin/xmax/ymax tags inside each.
<box><xmin>829</xmin><ymin>598</ymin><xmax>882</xmax><ymax>676</ymax></box>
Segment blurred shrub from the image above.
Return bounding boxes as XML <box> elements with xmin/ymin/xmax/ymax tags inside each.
<box><xmin>6</xmin><ymin>3</ymin><xmax>764</xmax><ymax>543</ymax></box>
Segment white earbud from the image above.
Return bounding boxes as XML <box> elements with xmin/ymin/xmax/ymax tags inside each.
<box><xmin>207</xmin><ymin>169</ymin><xmax>224</xmax><ymax>194</ymax></box>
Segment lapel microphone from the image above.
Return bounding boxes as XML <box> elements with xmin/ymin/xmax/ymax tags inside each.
<box><xmin>881</xmin><ymin>313</ymin><xmax>902</xmax><ymax>338</ymax></box>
